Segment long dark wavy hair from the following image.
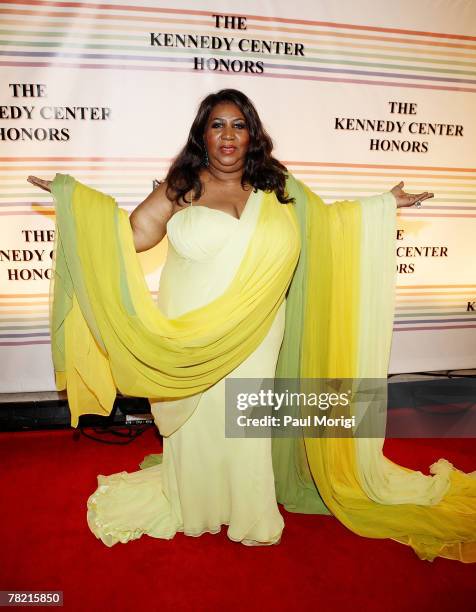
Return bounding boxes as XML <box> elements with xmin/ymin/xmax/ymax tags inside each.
<box><xmin>164</xmin><ymin>89</ymin><xmax>293</xmax><ymax>204</ymax></box>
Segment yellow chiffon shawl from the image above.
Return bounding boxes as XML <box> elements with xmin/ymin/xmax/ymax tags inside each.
<box><xmin>50</xmin><ymin>173</ymin><xmax>476</xmax><ymax>563</ymax></box>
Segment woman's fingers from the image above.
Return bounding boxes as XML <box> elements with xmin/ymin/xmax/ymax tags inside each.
<box><xmin>28</xmin><ymin>176</ymin><xmax>51</xmax><ymax>190</ymax></box>
<box><xmin>27</xmin><ymin>175</ymin><xmax>52</xmax><ymax>192</ymax></box>
<box><xmin>409</xmin><ymin>191</ymin><xmax>434</xmax><ymax>204</ymax></box>
<box><xmin>391</xmin><ymin>183</ymin><xmax>435</xmax><ymax>208</ymax></box>
<box><xmin>421</xmin><ymin>192</ymin><xmax>434</xmax><ymax>201</ymax></box>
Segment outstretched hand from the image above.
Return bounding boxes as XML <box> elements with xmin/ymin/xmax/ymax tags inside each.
<box><xmin>391</xmin><ymin>181</ymin><xmax>433</xmax><ymax>208</ymax></box>
<box><xmin>27</xmin><ymin>175</ymin><xmax>52</xmax><ymax>193</ymax></box>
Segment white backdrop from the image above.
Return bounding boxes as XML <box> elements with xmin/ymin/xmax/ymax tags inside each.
<box><xmin>0</xmin><ymin>0</ymin><xmax>475</xmax><ymax>392</ymax></box>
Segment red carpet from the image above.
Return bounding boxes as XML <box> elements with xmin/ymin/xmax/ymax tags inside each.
<box><xmin>0</xmin><ymin>427</ymin><xmax>474</xmax><ymax>612</ymax></box>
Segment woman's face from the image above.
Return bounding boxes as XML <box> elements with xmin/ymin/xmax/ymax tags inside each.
<box><xmin>203</xmin><ymin>102</ymin><xmax>250</xmax><ymax>173</ymax></box>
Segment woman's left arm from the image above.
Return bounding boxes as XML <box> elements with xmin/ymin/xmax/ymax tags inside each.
<box><xmin>390</xmin><ymin>181</ymin><xmax>434</xmax><ymax>208</ymax></box>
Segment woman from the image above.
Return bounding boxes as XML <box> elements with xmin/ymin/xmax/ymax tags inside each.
<box><xmin>27</xmin><ymin>89</ymin><xmax>475</xmax><ymax>560</ymax></box>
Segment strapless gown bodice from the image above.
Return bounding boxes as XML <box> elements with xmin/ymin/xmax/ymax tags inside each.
<box><xmin>166</xmin><ymin>205</ymin><xmax>241</xmax><ymax>261</ymax></box>
<box><xmin>157</xmin><ymin>189</ymin><xmax>262</xmax><ymax>318</ymax></box>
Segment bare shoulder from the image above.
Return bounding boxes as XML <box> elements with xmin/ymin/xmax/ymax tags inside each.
<box><xmin>129</xmin><ymin>180</ymin><xmax>181</xmax><ymax>251</ymax></box>
<box><xmin>130</xmin><ymin>180</ymin><xmax>174</xmax><ymax>224</ymax></box>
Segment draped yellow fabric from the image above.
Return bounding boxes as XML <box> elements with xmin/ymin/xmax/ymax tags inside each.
<box><xmin>296</xmin><ymin>182</ymin><xmax>476</xmax><ymax>563</ymax></box>
<box><xmin>50</xmin><ymin>174</ymin><xmax>300</xmax><ymax>427</ymax></box>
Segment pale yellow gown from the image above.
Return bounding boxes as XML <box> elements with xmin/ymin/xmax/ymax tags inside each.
<box><xmin>86</xmin><ymin>188</ymin><xmax>287</xmax><ymax>546</ymax></box>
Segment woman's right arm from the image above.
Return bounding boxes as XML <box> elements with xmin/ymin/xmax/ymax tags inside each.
<box><xmin>27</xmin><ymin>175</ymin><xmax>174</xmax><ymax>254</ymax></box>
<box><xmin>129</xmin><ymin>181</ymin><xmax>174</xmax><ymax>253</ymax></box>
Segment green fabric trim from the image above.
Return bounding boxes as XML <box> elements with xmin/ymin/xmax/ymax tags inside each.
<box><xmin>139</xmin><ymin>453</ymin><xmax>163</xmax><ymax>470</ymax></box>
<box><xmin>272</xmin><ymin>175</ymin><xmax>330</xmax><ymax>515</ymax></box>
<box><xmin>51</xmin><ymin>173</ymin><xmax>105</xmax><ymax>371</ymax></box>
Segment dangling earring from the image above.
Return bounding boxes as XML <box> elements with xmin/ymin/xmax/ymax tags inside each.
<box><xmin>203</xmin><ymin>148</ymin><xmax>209</xmax><ymax>167</ymax></box>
